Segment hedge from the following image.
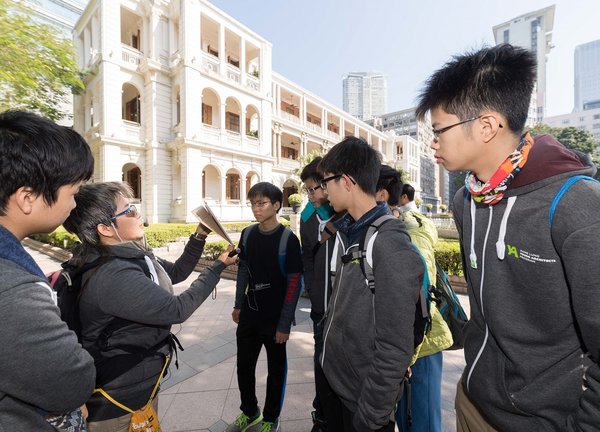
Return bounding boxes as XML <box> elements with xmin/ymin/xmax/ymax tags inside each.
<box><xmin>434</xmin><ymin>239</ymin><xmax>463</xmax><ymax>277</ymax></box>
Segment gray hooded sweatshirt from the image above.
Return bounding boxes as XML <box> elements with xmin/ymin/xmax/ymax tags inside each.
<box><xmin>0</xmin><ymin>259</ymin><xmax>95</xmax><ymax>431</ymax></box>
<box><xmin>454</xmin><ymin>134</ymin><xmax>600</xmax><ymax>431</ymax></box>
<box><xmin>320</xmin><ymin>203</ymin><xmax>424</xmax><ymax>431</ymax></box>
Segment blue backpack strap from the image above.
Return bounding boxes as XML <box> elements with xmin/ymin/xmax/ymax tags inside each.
<box><xmin>549</xmin><ymin>175</ymin><xmax>600</xmax><ymax>228</ymax></box>
<box><xmin>278</xmin><ymin>227</ymin><xmax>292</xmax><ymax>277</ymax></box>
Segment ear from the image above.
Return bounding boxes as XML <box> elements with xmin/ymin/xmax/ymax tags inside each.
<box><xmin>97</xmin><ymin>222</ymin><xmax>116</xmax><ymax>240</ymax></box>
<box><xmin>12</xmin><ymin>187</ymin><xmax>38</xmax><ymax>215</ymax></box>
<box><xmin>375</xmin><ymin>189</ymin><xmax>388</xmax><ymax>202</ymax></box>
<box><xmin>480</xmin><ymin>113</ymin><xmax>504</xmax><ymax>143</ymax></box>
<box><xmin>273</xmin><ymin>201</ymin><xmax>281</xmax><ymax>212</ymax></box>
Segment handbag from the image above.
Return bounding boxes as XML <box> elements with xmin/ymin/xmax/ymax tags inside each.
<box><xmin>93</xmin><ymin>355</ymin><xmax>169</xmax><ymax>432</ymax></box>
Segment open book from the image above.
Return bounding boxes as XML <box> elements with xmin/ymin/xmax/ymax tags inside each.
<box><xmin>191</xmin><ymin>203</ymin><xmax>235</xmax><ymax>245</ymax></box>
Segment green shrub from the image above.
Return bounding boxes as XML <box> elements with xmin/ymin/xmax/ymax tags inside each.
<box><xmin>30</xmin><ymin>226</ymin><xmax>79</xmax><ymax>249</ymax></box>
<box><xmin>143</xmin><ymin>224</ymin><xmax>196</xmax><ymax>248</ymax></box>
<box><xmin>202</xmin><ymin>241</ymin><xmax>230</xmax><ymax>260</ymax></box>
<box><xmin>434</xmin><ymin>240</ymin><xmax>463</xmax><ymax>276</ymax></box>
<box><xmin>222</xmin><ymin>222</ymin><xmax>253</xmax><ymax>232</ymax></box>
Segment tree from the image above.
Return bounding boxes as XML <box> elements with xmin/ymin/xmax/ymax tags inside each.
<box><xmin>0</xmin><ymin>0</ymin><xmax>84</xmax><ymax>121</ymax></box>
<box><xmin>531</xmin><ymin>124</ymin><xmax>597</xmax><ymax>155</ymax></box>
<box><xmin>532</xmin><ymin>124</ymin><xmax>600</xmax><ymax>179</ymax></box>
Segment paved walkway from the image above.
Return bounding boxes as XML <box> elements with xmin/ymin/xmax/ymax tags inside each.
<box><xmin>27</xmin><ymin>245</ymin><xmax>467</xmax><ymax>432</ymax></box>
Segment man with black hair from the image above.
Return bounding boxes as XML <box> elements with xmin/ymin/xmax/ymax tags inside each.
<box><xmin>316</xmin><ymin>137</ymin><xmax>425</xmax><ymax>432</ymax></box>
<box><xmin>228</xmin><ymin>182</ymin><xmax>303</xmax><ymax>432</ymax></box>
<box><xmin>0</xmin><ymin>110</ymin><xmax>96</xmax><ymax>430</ymax></box>
<box><xmin>299</xmin><ymin>157</ymin><xmax>340</xmax><ymax>432</ymax></box>
<box><xmin>417</xmin><ymin>44</ymin><xmax>600</xmax><ymax>431</ymax></box>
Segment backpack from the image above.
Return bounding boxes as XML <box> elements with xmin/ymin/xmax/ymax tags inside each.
<box><xmin>332</xmin><ymin>214</ymin><xmax>432</xmax><ymax>350</ymax></box>
<box><xmin>48</xmin><ymin>257</ymin><xmax>115</xmax><ymax>343</ymax></box>
<box><xmin>432</xmin><ymin>262</ymin><xmax>468</xmax><ymax>350</ymax></box>
<box><xmin>240</xmin><ymin>223</ymin><xmax>292</xmax><ymax>277</ymax></box>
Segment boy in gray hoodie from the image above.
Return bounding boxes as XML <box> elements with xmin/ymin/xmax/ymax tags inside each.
<box><xmin>0</xmin><ymin>110</ymin><xmax>96</xmax><ymax>431</ymax></box>
<box><xmin>416</xmin><ymin>44</ymin><xmax>600</xmax><ymax>431</ymax></box>
<box><xmin>316</xmin><ymin>137</ymin><xmax>425</xmax><ymax>432</ymax></box>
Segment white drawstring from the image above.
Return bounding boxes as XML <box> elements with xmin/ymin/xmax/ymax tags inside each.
<box><xmin>495</xmin><ymin>196</ymin><xmax>517</xmax><ymax>260</ymax></box>
<box><xmin>469</xmin><ymin>199</ymin><xmax>478</xmax><ymax>269</ymax></box>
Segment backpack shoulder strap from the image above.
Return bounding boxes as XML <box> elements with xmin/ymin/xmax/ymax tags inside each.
<box><xmin>548</xmin><ymin>175</ymin><xmax>600</xmax><ymax>228</ymax></box>
<box><xmin>240</xmin><ymin>224</ymin><xmax>257</xmax><ymax>253</ymax></box>
<box><xmin>278</xmin><ymin>226</ymin><xmax>292</xmax><ymax>277</ymax></box>
<box><xmin>360</xmin><ymin>214</ymin><xmax>396</xmax><ymax>293</ymax></box>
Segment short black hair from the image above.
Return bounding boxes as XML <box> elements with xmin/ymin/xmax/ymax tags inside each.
<box><xmin>300</xmin><ymin>156</ymin><xmax>323</xmax><ymax>182</ymax></box>
<box><xmin>0</xmin><ymin>110</ymin><xmax>94</xmax><ymax>214</ymax></box>
<box><xmin>377</xmin><ymin>165</ymin><xmax>403</xmax><ymax>207</ymax></box>
<box><xmin>63</xmin><ymin>182</ymin><xmax>133</xmax><ymax>265</ymax></box>
<box><xmin>401</xmin><ymin>184</ymin><xmax>415</xmax><ymax>201</ymax></box>
<box><xmin>318</xmin><ymin>136</ymin><xmax>381</xmax><ymax>196</ymax></box>
<box><xmin>416</xmin><ymin>44</ymin><xmax>536</xmax><ymax>135</ymax></box>
<box><xmin>247</xmin><ymin>182</ymin><xmax>283</xmax><ymax>213</ymax></box>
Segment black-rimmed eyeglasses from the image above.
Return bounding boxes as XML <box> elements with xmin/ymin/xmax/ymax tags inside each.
<box><xmin>110</xmin><ymin>204</ymin><xmax>138</xmax><ymax>220</ymax></box>
<box><xmin>319</xmin><ymin>174</ymin><xmax>356</xmax><ymax>191</ymax></box>
<box><xmin>432</xmin><ymin>115</ymin><xmax>482</xmax><ymax>142</ymax></box>
<box><xmin>302</xmin><ymin>185</ymin><xmax>321</xmax><ymax>195</ymax></box>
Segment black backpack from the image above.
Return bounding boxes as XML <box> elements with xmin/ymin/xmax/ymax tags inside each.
<box><xmin>48</xmin><ymin>257</ymin><xmax>114</xmax><ymax>343</ymax></box>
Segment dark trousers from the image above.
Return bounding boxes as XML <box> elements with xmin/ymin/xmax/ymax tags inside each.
<box><xmin>315</xmin><ymin>362</ymin><xmax>395</xmax><ymax>432</ymax></box>
<box><xmin>236</xmin><ymin>318</ymin><xmax>287</xmax><ymax>423</ymax></box>
<box><xmin>311</xmin><ymin>311</ymin><xmax>325</xmax><ymax>418</ymax></box>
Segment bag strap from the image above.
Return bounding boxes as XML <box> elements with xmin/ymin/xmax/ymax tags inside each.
<box><xmin>94</xmin><ymin>354</ymin><xmax>170</xmax><ymax>413</ymax></box>
<box><xmin>548</xmin><ymin>175</ymin><xmax>599</xmax><ymax>228</ymax></box>
<box><xmin>278</xmin><ymin>227</ymin><xmax>291</xmax><ymax>277</ymax></box>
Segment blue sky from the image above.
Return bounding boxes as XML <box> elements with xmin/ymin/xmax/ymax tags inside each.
<box><xmin>209</xmin><ymin>0</ymin><xmax>600</xmax><ymax>118</ymax></box>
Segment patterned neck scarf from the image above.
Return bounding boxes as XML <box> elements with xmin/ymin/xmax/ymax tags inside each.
<box><xmin>465</xmin><ymin>132</ymin><xmax>534</xmax><ymax>206</ymax></box>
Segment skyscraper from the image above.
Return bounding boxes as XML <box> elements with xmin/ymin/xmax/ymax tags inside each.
<box><xmin>342</xmin><ymin>72</ymin><xmax>387</xmax><ymax>121</ymax></box>
<box><xmin>575</xmin><ymin>39</ymin><xmax>600</xmax><ymax>111</ymax></box>
<box><xmin>493</xmin><ymin>5</ymin><xmax>555</xmax><ymax>123</ymax></box>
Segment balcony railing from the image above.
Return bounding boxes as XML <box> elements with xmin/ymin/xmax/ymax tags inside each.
<box><xmin>306</xmin><ymin>122</ymin><xmax>322</xmax><ymax>133</ymax></box>
<box><xmin>280</xmin><ymin>111</ymin><xmax>300</xmax><ymax>124</ymax></box>
<box><xmin>122</xmin><ymin>120</ymin><xmax>145</xmax><ymax>143</ymax></box>
<box><xmin>246</xmin><ymin>75</ymin><xmax>260</xmax><ymax>92</ymax></box>
<box><xmin>226</xmin><ymin>65</ymin><xmax>241</xmax><ymax>84</ymax></box>
<box><xmin>202</xmin><ymin>52</ymin><xmax>219</xmax><ymax>75</ymax></box>
<box><xmin>122</xmin><ymin>44</ymin><xmax>142</xmax><ymax>66</ymax></box>
<box><xmin>326</xmin><ymin>130</ymin><xmax>340</xmax><ymax>140</ymax></box>
<box><xmin>202</xmin><ymin>124</ymin><xmax>220</xmax><ymax>144</ymax></box>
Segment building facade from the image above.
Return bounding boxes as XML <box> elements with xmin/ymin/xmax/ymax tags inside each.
<box><xmin>575</xmin><ymin>39</ymin><xmax>600</xmax><ymax>112</ymax></box>
<box><xmin>25</xmin><ymin>0</ymin><xmax>88</xmax><ymax>37</ymax></box>
<box><xmin>493</xmin><ymin>5</ymin><xmax>555</xmax><ymax>123</ymax></box>
<box><xmin>367</xmin><ymin>108</ymin><xmax>447</xmax><ymax>210</ymax></box>
<box><xmin>73</xmin><ymin>0</ymin><xmax>392</xmax><ymax>223</ymax></box>
<box><xmin>342</xmin><ymin>72</ymin><xmax>387</xmax><ymax>121</ymax></box>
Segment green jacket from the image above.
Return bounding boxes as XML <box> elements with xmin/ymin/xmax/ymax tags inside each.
<box><xmin>402</xmin><ymin>210</ymin><xmax>453</xmax><ymax>359</ymax></box>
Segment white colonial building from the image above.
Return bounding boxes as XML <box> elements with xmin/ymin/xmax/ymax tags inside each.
<box><xmin>73</xmin><ymin>0</ymin><xmax>392</xmax><ymax>222</ymax></box>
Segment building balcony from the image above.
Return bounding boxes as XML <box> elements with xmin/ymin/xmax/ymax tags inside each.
<box><xmin>278</xmin><ymin>157</ymin><xmax>300</xmax><ymax>170</ymax></box>
<box><xmin>246</xmin><ymin>75</ymin><xmax>260</xmax><ymax>92</ymax></box>
<box><xmin>326</xmin><ymin>130</ymin><xmax>340</xmax><ymax>140</ymax></box>
<box><xmin>226</xmin><ymin>65</ymin><xmax>241</xmax><ymax>84</ymax></box>
<box><xmin>120</xmin><ymin>120</ymin><xmax>145</xmax><ymax>144</ymax></box>
<box><xmin>202</xmin><ymin>124</ymin><xmax>220</xmax><ymax>144</ymax></box>
<box><xmin>122</xmin><ymin>44</ymin><xmax>142</xmax><ymax>66</ymax></box>
<box><xmin>202</xmin><ymin>52</ymin><xmax>220</xmax><ymax>75</ymax></box>
<box><xmin>280</xmin><ymin>111</ymin><xmax>300</xmax><ymax>124</ymax></box>
<box><xmin>306</xmin><ymin>122</ymin><xmax>322</xmax><ymax>133</ymax></box>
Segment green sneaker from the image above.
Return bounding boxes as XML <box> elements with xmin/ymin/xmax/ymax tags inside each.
<box><xmin>226</xmin><ymin>410</ymin><xmax>263</xmax><ymax>432</ymax></box>
<box><xmin>259</xmin><ymin>419</ymin><xmax>280</xmax><ymax>432</ymax></box>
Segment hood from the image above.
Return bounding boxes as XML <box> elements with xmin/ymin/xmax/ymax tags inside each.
<box><xmin>507</xmin><ymin>134</ymin><xmax>596</xmax><ymax>194</ymax></box>
<box><xmin>73</xmin><ymin>241</ymin><xmax>152</xmax><ymax>266</ymax></box>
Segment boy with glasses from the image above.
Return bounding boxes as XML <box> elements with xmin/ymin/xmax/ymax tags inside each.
<box><xmin>228</xmin><ymin>182</ymin><xmax>303</xmax><ymax>432</ymax></box>
<box><xmin>316</xmin><ymin>137</ymin><xmax>425</xmax><ymax>432</ymax></box>
<box><xmin>299</xmin><ymin>157</ymin><xmax>341</xmax><ymax>432</ymax></box>
<box><xmin>417</xmin><ymin>44</ymin><xmax>600</xmax><ymax>431</ymax></box>
<box><xmin>0</xmin><ymin>110</ymin><xmax>96</xmax><ymax>430</ymax></box>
